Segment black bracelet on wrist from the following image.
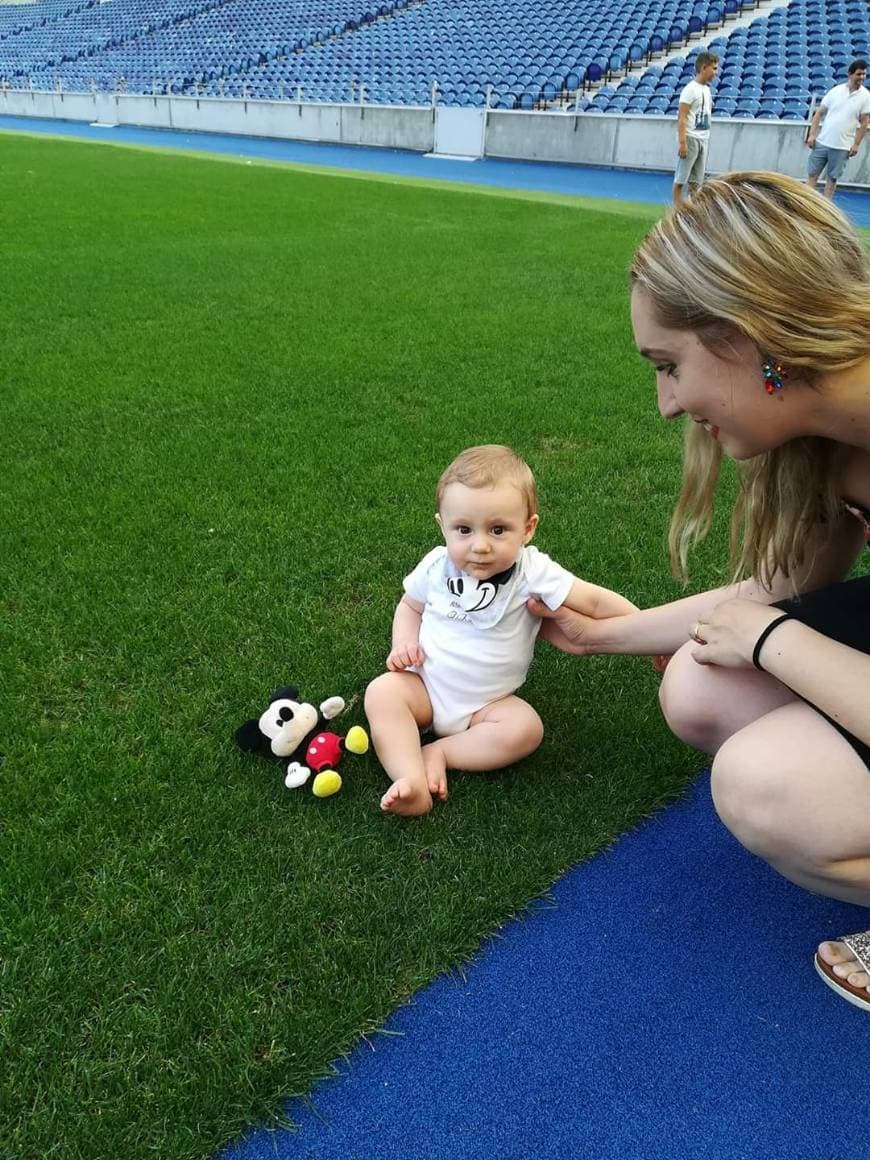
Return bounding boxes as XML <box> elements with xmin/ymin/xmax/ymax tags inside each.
<box><xmin>752</xmin><ymin>613</ymin><xmax>792</xmax><ymax>671</ymax></box>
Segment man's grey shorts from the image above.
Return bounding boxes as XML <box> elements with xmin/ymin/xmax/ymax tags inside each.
<box><xmin>807</xmin><ymin>143</ymin><xmax>850</xmax><ymax>181</ymax></box>
<box><xmin>674</xmin><ymin>136</ymin><xmax>708</xmax><ymax>186</ymax></box>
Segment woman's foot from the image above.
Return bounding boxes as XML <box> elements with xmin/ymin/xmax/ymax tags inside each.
<box><xmin>380</xmin><ymin>777</ymin><xmax>433</xmax><ymax>817</ymax></box>
<box><xmin>422</xmin><ymin>744</ymin><xmax>448</xmax><ymax>802</ymax></box>
<box><xmin>817</xmin><ymin>939</ymin><xmax>870</xmax><ymax>992</ymax></box>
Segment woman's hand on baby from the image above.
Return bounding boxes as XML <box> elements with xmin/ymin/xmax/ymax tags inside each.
<box><xmin>688</xmin><ymin>597</ymin><xmax>783</xmax><ymax>668</ymax></box>
<box><xmin>387</xmin><ymin>642</ymin><xmax>426</xmax><ymax>671</ymax></box>
<box><xmin>526</xmin><ymin>598</ymin><xmax>599</xmax><ymax>655</ymax></box>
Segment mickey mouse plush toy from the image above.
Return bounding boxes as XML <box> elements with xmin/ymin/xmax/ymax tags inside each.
<box><xmin>235</xmin><ymin>686</ymin><xmax>369</xmax><ymax>797</ymax></box>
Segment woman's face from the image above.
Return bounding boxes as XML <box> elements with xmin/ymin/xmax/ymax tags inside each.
<box><xmin>630</xmin><ymin>286</ymin><xmax>798</xmax><ymax>460</ymax></box>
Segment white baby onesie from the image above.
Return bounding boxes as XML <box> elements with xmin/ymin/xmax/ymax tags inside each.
<box><xmin>403</xmin><ymin>544</ymin><xmax>575</xmax><ymax>735</ymax></box>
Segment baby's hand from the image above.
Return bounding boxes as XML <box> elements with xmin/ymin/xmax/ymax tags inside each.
<box><xmin>387</xmin><ymin>641</ymin><xmax>425</xmax><ymax>671</ymax></box>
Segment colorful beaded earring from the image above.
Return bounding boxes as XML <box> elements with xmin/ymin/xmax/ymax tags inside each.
<box><xmin>762</xmin><ymin>356</ymin><xmax>787</xmax><ymax>395</ymax></box>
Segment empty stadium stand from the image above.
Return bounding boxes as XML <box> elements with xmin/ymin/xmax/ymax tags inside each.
<box><xmin>0</xmin><ymin>0</ymin><xmax>866</xmax><ymax>120</ymax></box>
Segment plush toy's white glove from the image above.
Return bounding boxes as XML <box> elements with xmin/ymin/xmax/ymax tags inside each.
<box><xmin>284</xmin><ymin>762</ymin><xmax>312</xmax><ymax>789</ymax></box>
<box><xmin>319</xmin><ymin>696</ymin><xmax>345</xmax><ymax>721</ymax></box>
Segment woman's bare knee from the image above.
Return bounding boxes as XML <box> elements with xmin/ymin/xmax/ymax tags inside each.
<box><xmin>659</xmin><ymin>643</ymin><xmax>796</xmax><ymax>755</ymax></box>
<box><xmin>710</xmin><ymin>733</ymin><xmax>790</xmax><ymax>858</ymax></box>
<box><xmin>658</xmin><ymin>643</ymin><xmax>722</xmax><ymax>752</ymax></box>
<box><xmin>707</xmin><ymin>702</ymin><xmax>870</xmax><ymax>902</ymax></box>
<box><xmin>709</xmin><ymin>721</ymin><xmax>834</xmax><ymax>870</ymax></box>
<box><xmin>712</xmin><ymin>741</ymin><xmax>870</xmax><ymax>902</ymax></box>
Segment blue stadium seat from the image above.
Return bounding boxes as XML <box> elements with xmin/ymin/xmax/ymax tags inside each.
<box><xmin>608</xmin><ymin>49</ymin><xmax>626</xmax><ymax>76</ymax></box>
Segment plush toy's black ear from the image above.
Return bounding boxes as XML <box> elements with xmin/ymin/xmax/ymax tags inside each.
<box><xmin>269</xmin><ymin>686</ymin><xmax>299</xmax><ymax>704</ymax></box>
<box><xmin>235</xmin><ymin>719</ymin><xmax>267</xmax><ymax>753</ymax></box>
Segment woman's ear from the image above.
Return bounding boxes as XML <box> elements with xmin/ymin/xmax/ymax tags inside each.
<box><xmin>524</xmin><ymin>513</ymin><xmax>540</xmax><ymax>542</ymax></box>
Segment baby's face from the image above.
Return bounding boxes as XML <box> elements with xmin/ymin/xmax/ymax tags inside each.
<box><xmin>436</xmin><ymin>481</ymin><xmax>538</xmax><ymax>580</ymax></box>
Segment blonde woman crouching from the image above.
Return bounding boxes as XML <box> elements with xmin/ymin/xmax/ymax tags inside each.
<box><xmin>531</xmin><ymin>171</ymin><xmax>870</xmax><ymax>1012</ymax></box>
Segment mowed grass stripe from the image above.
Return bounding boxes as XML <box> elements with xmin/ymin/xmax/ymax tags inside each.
<box><xmin>0</xmin><ymin>123</ymin><xmax>666</xmax><ymax>216</ymax></box>
<box><xmin>3</xmin><ymin>135</ymin><xmax>724</xmax><ymax>1159</ymax></box>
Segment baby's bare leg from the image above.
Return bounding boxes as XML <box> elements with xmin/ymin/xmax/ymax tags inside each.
<box><xmin>364</xmin><ymin>671</ymin><xmax>434</xmax><ymax>816</ymax></box>
<box><xmin>423</xmin><ymin>695</ymin><xmax>544</xmax><ymax>799</ymax></box>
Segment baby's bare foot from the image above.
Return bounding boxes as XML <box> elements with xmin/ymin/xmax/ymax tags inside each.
<box><xmin>818</xmin><ymin>940</ymin><xmax>870</xmax><ymax>991</ymax></box>
<box><xmin>380</xmin><ymin>777</ymin><xmax>433</xmax><ymax>817</ymax></box>
<box><xmin>422</xmin><ymin>746</ymin><xmax>448</xmax><ymax>802</ymax></box>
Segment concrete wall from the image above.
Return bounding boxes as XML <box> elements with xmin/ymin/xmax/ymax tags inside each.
<box><xmin>485</xmin><ymin>108</ymin><xmax>870</xmax><ymax>188</ymax></box>
<box><xmin>3</xmin><ymin>87</ymin><xmax>869</xmax><ymax>188</ymax></box>
<box><xmin>0</xmin><ymin>88</ymin><xmax>435</xmax><ymax>152</ymax></box>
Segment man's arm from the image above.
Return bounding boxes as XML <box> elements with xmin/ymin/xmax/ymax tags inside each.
<box><xmin>806</xmin><ymin>102</ymin><xmax>827</xmax><ymax>147</ymax></box>
<box><xmin>677</xmin><ymin>103</ymin><xmax>690</xmax><ymax>157</ymax></box>
<box><xmin>850</xmin><ymin>111</ymin><xmax>869</xmax><ymax>155</ymax></box>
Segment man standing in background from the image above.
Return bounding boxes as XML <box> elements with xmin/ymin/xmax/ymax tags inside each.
<box><xmin>806</xmin><ymin>60</ymin><xmax>870</xmax><ymax>199</ymax></box>
<box><xmin>673</xmin><ymin>52</ymin><xmax>719</xmax><ymax>206</ymax></box>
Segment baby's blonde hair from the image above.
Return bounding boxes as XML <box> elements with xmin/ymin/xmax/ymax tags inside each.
<box><xmin>631</xmin><ymin>170</ymin><xmax>870</xmax><ymax>584</ymax></box>
<box><xmin>436</xmin><ymin>445</ymin><xmax>538</xmax><ymax>519</ymax></box>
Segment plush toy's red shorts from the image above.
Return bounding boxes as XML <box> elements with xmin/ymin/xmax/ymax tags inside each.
<box><xmin>306</xmin><ymin>732</ymin><xmax>342</xmax><ymax>772</ymax></box>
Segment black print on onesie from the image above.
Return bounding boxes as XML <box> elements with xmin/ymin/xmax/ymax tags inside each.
<box><xmin>446</xmin><ymin>563</ymin><xmax>516</xmax><ymax>612</ymax></box>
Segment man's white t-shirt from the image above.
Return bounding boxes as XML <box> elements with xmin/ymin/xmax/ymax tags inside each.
<box><xmin>679</xmin><ymin>80</ymin><xmax>713</xmax><ymax>141</ymax></box>
<box><xmin>818</xmin><ymin>83</ymin><xmax>870</xmax><ymax>150</ymax></box>
<box><xmin>403</xmin><ymin>544</ymin><xmax>574</xmax><ymax>734</ymax></box>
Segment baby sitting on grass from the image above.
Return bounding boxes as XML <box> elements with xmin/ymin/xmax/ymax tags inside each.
<box><xmin>364</xmin><ymin>444</ymin><xmax>636</xmax><ymax>816</ymax></box>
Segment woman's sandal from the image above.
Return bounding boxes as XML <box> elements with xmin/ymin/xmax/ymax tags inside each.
<box><xmin>814</xmin><ymin>930</ymin><xmax>870</xmax><ymax>1011</ymax></box>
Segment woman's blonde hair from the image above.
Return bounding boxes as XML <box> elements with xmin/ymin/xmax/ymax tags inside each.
<box><xmin>436</xmin><ymin>445</ymin><xmax>537</xmax><ymax>518</ymax></box>
<box><xmin>631</xmin><ymin>171</ymin><xmax>870</xmax><ymax>585</ymax></box>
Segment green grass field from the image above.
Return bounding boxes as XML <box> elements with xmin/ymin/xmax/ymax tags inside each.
<box><xmin>2</xmin><ymin>134</ymin><xmax>742</xmax><ymax>1158</ymax></box>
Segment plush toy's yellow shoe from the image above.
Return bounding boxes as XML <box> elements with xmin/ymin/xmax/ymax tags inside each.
<box><xmin>312</xmin><ymin>769</ymin><xmax>342</xmax><ymax>798</ymax></box>
<box><xmin>345</xmin><ymin>726</ymin><xmax>369</xmax><ymax>755</ymax></box>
